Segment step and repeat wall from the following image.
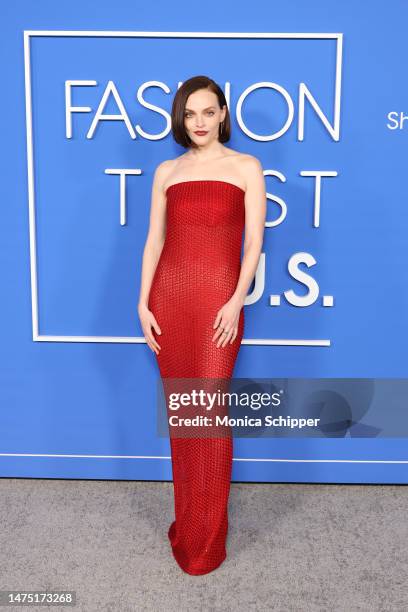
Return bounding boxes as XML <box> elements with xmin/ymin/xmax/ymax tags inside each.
<box><xmin>1</xmin><ymin>0</ymin><xmax>407</xmax><ymax>483</ymax></box>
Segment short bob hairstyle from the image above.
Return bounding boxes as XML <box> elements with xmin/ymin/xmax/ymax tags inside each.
<box><xmin>171</xmin><ymin>75</ymin><xmax>231</xmax><ymax>149</ymax></box>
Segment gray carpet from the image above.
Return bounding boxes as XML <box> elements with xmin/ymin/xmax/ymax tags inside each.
<box><xmin>0</xmin><ymin>478</ymin><xmax>407</xmax><ymax>611</ymax></box>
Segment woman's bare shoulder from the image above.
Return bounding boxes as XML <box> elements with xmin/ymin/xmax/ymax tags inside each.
<box><xmin>236</xmin><ymin>153</ymin><xmax>264</xmax><ymax>192</ymax></box>
<box><xmin>155</xmin><ymin>154</ymin><xmax>188</xmax><ymax>176</ymax></box>
<box><xmin>229</xmin><ymin>150</ymin><xmax>263</xmax><ymax>173</ymax></box>
<box><xmin>237</xmin><ymin>152</ymin><xmax>263</xmax><ymax>168</ymax></box>
<box><xmin>152</xmin><ymin>158</ymin><xmax>178</xmax><ymax>184</ymax></box>
<box><xmin>155</xmin><ymin>157</ymin><xmax>177</xmax><ymax>173</ymax></box>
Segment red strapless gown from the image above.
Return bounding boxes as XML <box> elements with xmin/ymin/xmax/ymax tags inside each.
<box><xmin>148</xmin><ymin>179</ymin><xmax>245</xmax><ymax>575</ymax></box>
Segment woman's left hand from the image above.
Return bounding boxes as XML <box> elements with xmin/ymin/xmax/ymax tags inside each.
<box><xmin>212</xmin><ymin>296</ymin><xmax>244</xmax><ymax>348</ymax></box>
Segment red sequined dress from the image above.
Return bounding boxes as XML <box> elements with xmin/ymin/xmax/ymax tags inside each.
<box><xmin>148</xmin><ymin>179</ymin><xmax>245</xmax><ymax>575</ymax></box>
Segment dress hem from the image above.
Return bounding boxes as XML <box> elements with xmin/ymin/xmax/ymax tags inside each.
<box><xmin>168</xmin><ymin>523</ymin><xmax>227</xmax><ymax>576</ymax></box>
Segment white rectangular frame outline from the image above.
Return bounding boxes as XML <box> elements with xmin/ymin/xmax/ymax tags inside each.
<box><xmin>18</xmin><ymin>31</ymin><xmax>403</xmax><ymax>469</ymax></box>
<box><xmin>24</xmin><ymin>30</ymin><xmax>343</xmax><ymax>348</ymax></box>
<box><xmin>19</xmin><ymin>30</ymin><xmax>378</xmax><ymax>467</ymax></box>
<box><xmin>15</xmin><ymin>31</ymin><xmax>407</xmax><ymax>472</ymax></box>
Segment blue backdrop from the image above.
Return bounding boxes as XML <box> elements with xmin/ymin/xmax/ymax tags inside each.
<box><xmin>1</xmin><ymin>0</ymin><xmax>407</xmax><ymax>483</ymax></box>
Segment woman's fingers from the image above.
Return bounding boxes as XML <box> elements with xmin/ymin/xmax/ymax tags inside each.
<box><xmin>218</xmin><ymin>327</ymin><xmax>234</xmax><ymax>348</ymax></box>
<box><xmin>151</xmin><ymin>316</ymin><xmax>162</xmax><ymax>336</ymax></box>
<box><xmin>143</xmin><ymin>321</ymin><xmax>161</xmax><ymax>354</ymax></box>
<box><xmin>147</xmin><ymin>339</ymin><xmax>159</xmax><ymax>355</ymax></box>
<box><xmin>214</xmin><ymin>321</ymin><xmax>237</xmax><ymax>347</ymax></box>
<box><xmin>229</xmin><ymin>327</ymin><xmax>238</xmax><ymax>344</ymax></box>
<box><xmin>148</xmin><ymin>324</ymin><xmax>161</xmax><ymax>351</ymax></box>
<box><xmin>148</xmin><ymin>331</ymin><xmax>161</xmax><ymax>353</ymax></box>
<box><xmin>212</xmin><ymin>314</ymin><xmax>240</xmax><ymax>346</ymax></box>
<box><xmin>139</xmin><ymin>308</ymin><xmax>162</xmax><ymax>354</ymax></box>
<box><xmin>212</xmin><ymin>318</ymin><xmax>231</xmax><ymax>343</ymax></box>
<box><xmin>212</xmin><ymin>323</ymin><xmax>226</xmax><ymax>343</ymax></box>
<box><xmin>213</xmin><ymin>310</ymin><xmax>222</xmax><ymax>330</ymax></box>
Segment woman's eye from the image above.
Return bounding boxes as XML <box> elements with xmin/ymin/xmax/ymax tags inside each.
<box><xmin>184</xmin><ymin>111</ymin><xmax>214</xmax><ymax>117</ymax></box>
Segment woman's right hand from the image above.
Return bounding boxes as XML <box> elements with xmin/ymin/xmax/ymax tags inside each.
<box><xmin>138</xmin><ymin>303</ymin><xmax>162</xmax><ymax>355</ymax></box>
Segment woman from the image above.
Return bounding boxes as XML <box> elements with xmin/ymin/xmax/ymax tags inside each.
<box><xmin>138</xmin><ymin>75</ymin><xmax>266</xmax><ymax>575</ymax></box>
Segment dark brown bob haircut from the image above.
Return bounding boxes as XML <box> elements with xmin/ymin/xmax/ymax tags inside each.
<box><xmin>171</xmin><ymin>75</ymin><xmax>231</xmax><ymax>149</ymax></box>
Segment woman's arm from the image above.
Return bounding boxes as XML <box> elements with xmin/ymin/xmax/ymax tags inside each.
<box><xmin>231</xmin><ymin>155</ymin><xmax>267</xmax><ymax>305</ymax></box>
<box><xmin>212</xmin><ymin>155</ymin><xmax>266</xmax><ymax>347</ymax></box>
<box><xmin>137</xmin><ymin>160</ymin><xmax>171</xmax><ymax>354</ymax></box>
<box><xmin>138</xmin><ymin>161</ymin><xmax>170</xmax><ymax>309</ymax></box>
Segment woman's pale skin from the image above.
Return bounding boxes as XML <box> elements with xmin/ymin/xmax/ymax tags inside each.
<box><xmin>138</xmin><ymin>87</ymin><xmax>266</xmax><ymax>355</ymax></box>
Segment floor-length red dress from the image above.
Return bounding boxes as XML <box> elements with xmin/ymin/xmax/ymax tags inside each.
<box><xmin>148</xmin><ymin>179</ymin><xmax>245</xmax><ymax>575</ymax></box>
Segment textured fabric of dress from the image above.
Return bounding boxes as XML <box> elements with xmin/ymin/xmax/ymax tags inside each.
<box><xmin>148</xmin><ymin>179</ymin><xmax>245</xmax><ymax>575</ymax></box>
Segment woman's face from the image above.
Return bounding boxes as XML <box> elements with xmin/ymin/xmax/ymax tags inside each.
<box><xmin>184</xmin><ymin>89</ymin><xmax>226</xmax><ymax>147</ymax></box>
